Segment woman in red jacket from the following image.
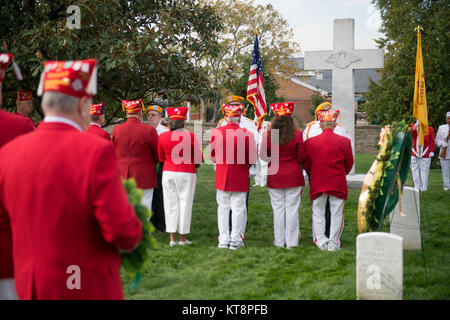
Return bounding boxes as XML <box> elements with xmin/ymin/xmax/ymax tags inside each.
<box><xmin>260</xmin><ymin>102</ymin><xmax>305</xmax><ymax>249</ymax></box>
<box><xmin>158</xmin><ymin>107</ymin><xmax>202</xmax><ymax>246</ymax></box>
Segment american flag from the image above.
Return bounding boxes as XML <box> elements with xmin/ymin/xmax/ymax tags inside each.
<box><xmin>246</xmin><ymin>35</ymin><xmax>267</xmax><ymax>131</ymax></box>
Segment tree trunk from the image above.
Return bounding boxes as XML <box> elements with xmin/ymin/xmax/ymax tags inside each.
<box><xmin>200</xmin><ymin>98</ymin><xmax>208</xmax><ymax>122</ymax></box>
<box><xmin>212</xmin><ymin>102</ymin><xmax>220</xmax><ymax>123</ymax></box>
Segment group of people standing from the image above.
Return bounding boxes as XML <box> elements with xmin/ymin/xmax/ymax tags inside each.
<box><xmin>0</xmin><ymin>55</ymin><xmax>355</xmax><ymax>300</ymax></box>
<box><xmin>1</xmin><ymin>54</ymin><xmax>447</xmax><ymax>300</ymax></box>
<box><xmin>0</xmin><ymin>54</ymin><xmax>357</xmax><ymax>300</ymax></box>
<box><xmin>211</xmin><ymin>97</ymin><xmax>354</xmax><ymax>251</ymax></box>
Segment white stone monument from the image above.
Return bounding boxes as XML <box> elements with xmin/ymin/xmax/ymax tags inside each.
<box><xmin>356</xmin><ymin>232</ymin><xmax>403</xmax><ymax>300</ymax></box>
<box><xmin>390</xmin><ymin>187</ymin><xmax>421</xmax><ymax>250</ymax></box>
<box><xmin>304</xmin><ymin>19</ymin><xmax>384</xmax><ymax>175</ymax></box>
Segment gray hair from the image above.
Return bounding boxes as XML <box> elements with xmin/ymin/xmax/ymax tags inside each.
<box><xmin>41</xmin><ymin>91</ymin><xmax>80</xmax><ymax>115</ymax></box>
<box><xmin>319</xmin><ymin>121</ymin><xmax>337</xmax><ymax>130</ymax></box>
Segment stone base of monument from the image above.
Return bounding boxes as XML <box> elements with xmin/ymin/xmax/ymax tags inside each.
<box><xmin>389</xmin><ymin>187</ymin><xmax>421</xmax><ymax>250</ymax></box>
<box><xmin>347</xmin><ymin>174</ymin><xmax>365</xmax><ymax>189</ymax></box>
<box><xmin>303</xmin><ymin>173</ymin><xmax>365</xmax><ymax>189</ymax></box>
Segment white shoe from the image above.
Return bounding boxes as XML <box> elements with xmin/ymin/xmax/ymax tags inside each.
<box><xmin>218</xmin><ymin>243</ymin><xmax>229</xmax><ymax>249</ymax></box>
<box><xmin>328</xmin><ymin>242</ymin><xmax>341</xmax><ymax>251</ymax></box>
<box><xmin>229</xmin><ymin>242</ymin><xmax>244</xmax><ymax>250</ymax></box>
<box><xmin>178</xmin><ymin>240</ymin><xmax>192</xmax><ymax>246</ymax></box>
<box><xmin>318</xmin><ymin>242</ymin><xmax>328</xmax><ymax>251</ymax></box>
<box><xmin>169</xmin><ymin>241</ymin><xmax>178</xmax><ymax>247</ymax></box>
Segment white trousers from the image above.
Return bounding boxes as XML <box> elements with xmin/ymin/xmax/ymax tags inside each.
<box><xmin>141</xmin><ymin>188</ymin><xmax>154</xmax><ymax>213</ymax></box>
<box><xmin>254</xmin><ymin>157</ymin><xmax>269</xmax><ymax>187</ymax></box>
<box><xmin>216</xmin><ymin>190</ymin><xmax>247</xmax><ymax>246</ymax></box>
<box><xmin>410</xmin><ymin>156</ymin><xmax>431</xmax><ymax>191</ymax></box>
<box><xmin>268</xmin><ymin>187</ymin><xmax>302</xmax><ymax>247</ymax></box>
<box><xmin>440</xmin><ymin>159</ymin><xmax>450</xmax><ymax>190</ymax></box>
<box><xmin>162</xmin><ymin>171</ymin><xmax>197</xmax><ymax>234</ymax></box>
<box><xmin>312</xmin><ymin>194</ymin><xmax>345</xmax><ymax>248</ymax></box>
<box><xmin>0</xmin><ymin>278</ymin><xmax>18</xmax><ymax>300</ymax></box>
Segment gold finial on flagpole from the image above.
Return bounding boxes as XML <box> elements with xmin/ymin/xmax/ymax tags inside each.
<box><xmin>414</xmin><ymin>25</ymin><xmax>423</xmax><ymax>33</ymax></box>
<box><xmin>254</xmin><ymin>26</ymin><xmax>259</xmax><ymax>37</ymax></box>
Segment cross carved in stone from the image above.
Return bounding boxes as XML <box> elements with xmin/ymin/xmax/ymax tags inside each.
<box><xmin>304</xmin><ymin>19</ymin><xmax>384</xmax><ymax>174</ymax></box>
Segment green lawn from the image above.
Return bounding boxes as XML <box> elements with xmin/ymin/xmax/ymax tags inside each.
<box><xmin>123</xmin><ymin>154</ymin><xmax>450</xmax><ymax>300</ymax></box>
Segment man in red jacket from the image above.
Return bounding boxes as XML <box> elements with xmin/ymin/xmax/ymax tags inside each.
<box><xmin>0</xmin><ymin>59</ymin><xmax>142</xmax><ymax>300</ymax></box>
<box><xmin>210</xmin><ymin>103</ymin><xmax>256</xmax><ymax>250</ymax></box>
<box><xmin>112</xmin><ymin>100</ymin><xmax>159</xmax><ymax>213</ymax></box>
<box><xmin>410</xmin><ymin>121</ymin><xmax>435</xmax><ymax>191</ymax></box>
<box><xmin>0</xmin><ymin>53</ymin><xmax>35</xmax><ymax>300</ymax></box>
<box><xmin>86</xmin><ymin>103</ymin><xmax>111</xmax><ymax>141</ymax></box>
<box><xmin>0</xmin><ymin>110</ymin><xmax>34</xmax><ymax>300</ymax></box>
<box><xmin>304</xmin><ymin>109</ymin><xmax>354</xmax><ymax>251</ymax></box>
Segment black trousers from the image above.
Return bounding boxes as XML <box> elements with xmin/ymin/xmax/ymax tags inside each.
<box><xmin>325</xmin><ymin>197</ymin><xmax>331</xmax><ymax>238</ymax></box>
<box><xmin>151</xmin><ymin>163</ymin><xmax>166</xmax><ymax>232</ymax></box>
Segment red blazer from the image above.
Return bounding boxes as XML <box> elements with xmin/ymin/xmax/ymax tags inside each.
<box><xmin>15</xmin><ymin>113</ymin><xmax>36</xmax><ymax>128</ymax></box>
<box><xmin>0</xmin><ymin>122</ymin><xmax>142</xmax><ymax>299</ymax></box>
<box><xmin>210</xmin><ymin>122</ymin><xmax>257</xmax><ymax>192</ymax></box>
<box><xmin>112</xmin><ymin>118</ymin><xmax>158</xmax><ymax>189</ymax></box>
<box><xmin>260</xmin><ymin>129</ymin><xmax>305</xmax><ymax>189</ymax></box>
<box><xmin>158</xmin><ymin>130</ymin><xmax>203</xmax><ymax>173</ymax></box>
<box><xmin>410</xmin><ymin>124</ymin><xmax>435</xmax><ymax>158</ymax></box>
<box><xmin>0</xmin><ymin>110</ymin><xmax>35</xmax><ymax>280</ymax></box>
<box><xmin>0</xmin><ymin>110</ymin><xmax>35</xmax><ymax>148</ymax></box>
<box><xmin>86</xmin><ymin>123</ymin><xmax>111</xmax><ymax>141</ymax></box>
<box><xmin>304</xmin><ymin>129</ymin><xmax>354</xmax><ymax>201</ymax></box>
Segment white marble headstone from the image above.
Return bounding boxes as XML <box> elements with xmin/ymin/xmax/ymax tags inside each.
<box><xmin>390</xmin><ymin>187</ymin><xmax>421</xmax><ymax>250</ymax></box>
<box><xmin>356</xmin><ymin>232</ymin><xmax>403</xmax><ymax>300</ymax></box>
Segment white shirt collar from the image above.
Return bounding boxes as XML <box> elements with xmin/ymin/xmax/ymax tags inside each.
<box><xmin>90</xmin><ymin>122</ymin><xmax>102</xmax><ymax>128</ymax></box>
<box><xmin>44</xmin><ymin>116</ymin><xmax>83</xmax><ymax>132</ymax></box>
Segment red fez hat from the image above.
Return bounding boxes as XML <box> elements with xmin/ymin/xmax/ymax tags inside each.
<box><xmin>122</xmin><ymin>99</ymin><xmax>144</xmax><ymax>114</ymax></box>
<box><xmin>270</xmin><ymin>102</ymin><xmax>294</xmax><ymax>116</ymax></box>
<box><xmin>0</xmin><ymin>53</ymin><xmax>22</xmax><ymax>83</ymax></box>
<box><xmin>222</xmin><ymin>103</ymin><xmax>242</xmax><ymax>118</ymax></box>
<box><xmin>166</xmin><ymin>107</ymin><xmax>188</xmax><ymax>120</ymax></box>
<box><xmin>317</xmin><ymin>109</ymin><xmax>340</xmax><ymax>122</ymax></box>
<box><xmin>17</xmin><ymin>90</ymin><xmax>33</xmax><ymax>101</ymax></box>
<box><xmin>37</xmin><ymin>59</ymin><xmax>97</xmax><ymax>98</ymax></box>
<box><xmin>90</xmin><ymin>103</ymin><xmax>104</xmax><ymax>115</ymax></box>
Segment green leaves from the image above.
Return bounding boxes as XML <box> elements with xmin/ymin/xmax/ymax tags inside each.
<box><xmin>0</xmin><ymin>0</ymin><xmax>222</xmax><ymax>123</ymax></box>
<box><xmin>120</xmin><ymin>178</ymin><xmax>157</xmax><ymax>289</ymax></box>
<box><xmin>359</xmin><ymin>121</ymin><xmax>412</xmax><ymax>233</ymax></box>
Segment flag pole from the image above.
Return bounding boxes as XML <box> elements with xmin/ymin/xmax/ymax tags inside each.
<box><xmin>246</xmin><ymin>31</ymin><xmax>267</xmax><ymax>132</ymax></box>
<box><xmin>412</xmin><ymin>24</ymin><xmax>428</xmax><ymax>148</ymax></box>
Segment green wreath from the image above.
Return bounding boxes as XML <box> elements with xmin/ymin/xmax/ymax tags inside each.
<box><xmin>121</xmin><ymin>178</ymin><xmax>158</xmax><ymax>289</ymax></box>
<box><xmin>358</xmin><ymin>121</ymin><xmax>412</xmax><ymax>233</ymax></box>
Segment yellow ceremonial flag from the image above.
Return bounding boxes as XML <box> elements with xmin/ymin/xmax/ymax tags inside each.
<box><xmin>413</xmin><ymin>26</ymin><xmax>428</xmax><ymax>146</ymax></box>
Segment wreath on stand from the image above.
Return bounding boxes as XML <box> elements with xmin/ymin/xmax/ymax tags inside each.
<box><xmin>121</xmin><ymin>178</ymin><xmax>158</xmax><ymax>289</ymax></box>
<box><xmin>357</xmin><ymin>121</ymin><xmax>412</xmax><ymax>233</ymax></box>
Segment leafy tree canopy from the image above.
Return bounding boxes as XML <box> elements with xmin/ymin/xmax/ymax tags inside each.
<box><xmin>364</xmin><ymin>0</ymin><xmax>450</xmax><ymax>129</ymax></box>
<box><xmin>200</xmin><ymin>0</ymin><xmax>301</xmax><ymax>121</ymax></box>
<box><xmin>0</xmin><ymin>0</ymin><xmax>222</xmax><ymax>124</ymax></box>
